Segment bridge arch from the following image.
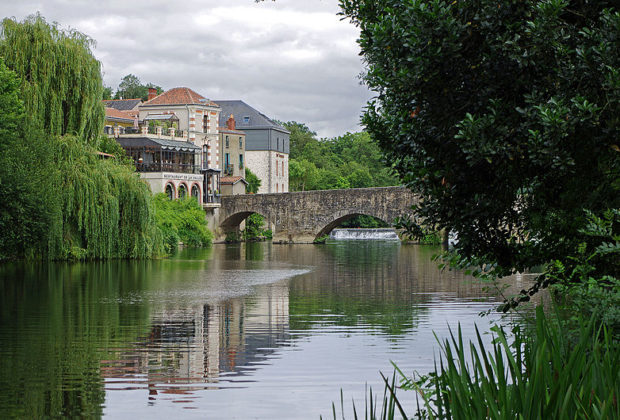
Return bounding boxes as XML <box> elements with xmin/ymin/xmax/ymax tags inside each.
<box><xmin>314</xmin><ymin>212</ymin><xmax>391</xmax><ymax>240</ymax></box>
<box><xmin>219</xmin><ymin>210</ymin><xmax>274</xmax><ymax>236</ymax></box>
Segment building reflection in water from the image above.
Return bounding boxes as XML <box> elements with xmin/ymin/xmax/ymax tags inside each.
<box><xmin>100</xmin><ymin>281</ymin><xmax>289</xmax><ymax>401</ymax></box>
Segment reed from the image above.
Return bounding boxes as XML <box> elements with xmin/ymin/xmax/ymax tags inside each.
<box><xmin>329</xmin><ymin>307</ymin><xmax>619</xmax><ymax>419</ymax></box>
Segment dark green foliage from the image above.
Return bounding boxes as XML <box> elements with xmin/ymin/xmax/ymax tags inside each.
<box><xmin>340</xmin><ymin>215</ymin><xmax>388</xmax><ymax>229</ymax></box>
<box><xmin>0</xmin><ymin>59</ymin><xmax>52</xmax><ymax>259</ymax></box>
<box><xmin>96</xmin><ymin>135</ymin><xmax>133</xmax><ymax>165</ymax></box>
<box><xmin>545</xmin><ymin>209</ymin><xmax>620</xmax><ymax>337</ymax></box>
<box><xmin>339</xmin><ymin>0</ymin><xmax>620</xmax><ymax>276</ymax></box>
<box><xmin>394</xmin><ymin>215</ymin><xmax>443</xmax><ymax>244</ymax></box>
<box><xmin>284</xmin><ymin>122</ymin><xmax>399</xmax><ymax>192</ymax></box>
<box><xmin>0</xmin><ymin>14</ymin><xmax>105</xmax><ymax>143</ymax></box>
<box><xmin>45</xmin><ymin>136</ymin><xmax>162</xmax><ymax>260</ymax></box>
<box><xmin>0</xmin><ymin>18</ymin><xmax>163</xmax><ymax>260</ymax></box>
<box><xmin>153</xmin><ymin>194</ymin><xmax>213</xmax><ymax>254</ymax></box>
<box><xmin>245</xmin><ymin>167</ymin><xmax>261</xmax><ymax>194</ymax></box>
<box><xmin>243</xmin><ymin>213</ymin><xmax>272</xmax><ymax>241</ymax></box>
<box><xmin>102</xmin><ymin>85</ymin><xmax>113</xmax><ymax>100</ymax></box>
<box><xmin>114</xmin><ymin>74</ymin><xmax>163</xmax><ymax>101</ymax></box>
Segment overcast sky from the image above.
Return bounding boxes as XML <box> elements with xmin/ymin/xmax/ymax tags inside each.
<box><xmin>1</xmin><ymin>0</ymin><xmax>372</xmax><ymax>138</ymax></box>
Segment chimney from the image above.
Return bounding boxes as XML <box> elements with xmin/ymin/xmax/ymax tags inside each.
<box><xmin>148</xmin><ymin>87</ymin><xmax>157</xmax><ymax>101</ymax></box>
<box><xmin>226</xmin><ymin>114</ymin><xmax>236</xmax><ymax>130</ymax></box>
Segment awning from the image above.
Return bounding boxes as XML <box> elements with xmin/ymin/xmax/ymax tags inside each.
<box><xmin>115</xmin><ymin>136</ymin><xmax>200</xmax><ymax>152</ymax></box>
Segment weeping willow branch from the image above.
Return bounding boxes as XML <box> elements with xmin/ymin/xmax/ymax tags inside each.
<box><xmin>0</xmin><ymin>14</ymin><xmax>104</xmax><ymax>143</ymax></box>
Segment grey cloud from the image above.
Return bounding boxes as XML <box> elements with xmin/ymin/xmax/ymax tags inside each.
<box><xmin>0</xmin><ymin>0</ymin><xmax>371</xmax><ymax>138</ymax></box>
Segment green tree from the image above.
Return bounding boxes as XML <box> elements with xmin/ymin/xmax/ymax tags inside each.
<box><xmin>0</xmin><ymin>59</ymin><xmax>53</xmax><ymax>259</ymax></box>
<box><xmin>102</xmin><ymin>85</ymin><xmax>113</xmax><ymax>100</ymax></box>
<box><xmin>340</xmin><ymin>1</ymin><xmax>620</xmax><ymax>277</ymax></box>
<box><xmin>289</xmin><ymin>159</ymin><xmax>319</xmax><ymax>191</ymax></box>
<box><xmin>245</xmin><ymin>167</ymin><xmax>261</xmax><ymax>193</ymax></box>
<box><xmin>0</xmin><ymin>16</ymin><xmax>163</xmax><ymax>260</ymax></box>
<box><xmin>114</xmin><ymin>74</ymin><xmax>163</xmax><ymax>101</ymax></box>
<box><xmin>0</xmin><ymin>14</ymin><xmax>105</xmax><ymax>143</ymax></box>
<box><xmin>283</xmin><ymin>121</ymin><xmax>318</xmax><ymax>158</ymax></box>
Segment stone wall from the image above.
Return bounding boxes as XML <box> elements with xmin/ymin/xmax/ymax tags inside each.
<box><xmin>217</xmin><ymin>186</ymin><xmax>418</xmax><ymax>243</ymax></box>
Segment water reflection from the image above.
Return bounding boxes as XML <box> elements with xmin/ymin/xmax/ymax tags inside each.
<box><xmin>0</xmin><ymin>242</ymin><xmax>527</xmax><ymax>419</ymax></box>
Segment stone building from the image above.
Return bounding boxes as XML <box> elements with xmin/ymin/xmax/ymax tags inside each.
<box><xmin>215</xmin><ymin>100</ymin><xmax>289</xmax><ymax>194</ymax></box>
<box><xmin>138</xmin><ymin>87</ymin><xmax>223</xmax><ymax>204</ymax></box>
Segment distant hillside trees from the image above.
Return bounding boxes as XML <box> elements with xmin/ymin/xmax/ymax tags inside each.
<box><xmin>284</xmin><ymin>121</ymin><xmax>398</xmax><ymax>192</ymax></box>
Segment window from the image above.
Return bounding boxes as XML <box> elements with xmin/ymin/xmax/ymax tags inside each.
<box><xmin>202</xmin><ymin>145</ymin><xmax>208</xmax><ymax>169</ymax></box>
<box><xmin>165</xmin><ymin>183</ymin><xmax>175</xmax><ymax>200</ymax></box>
<box><xmin>276</xmin><ymin>160</ymin><xmax>278</xmax><ymax>176</ymax></box>
<box><xmin>203</xmin><ymin>115</ymin><xmax>209</xmax><ymax>132</ymax></box>
<box><xmin>178</xmin><ymin>184</ymin><xmax>187</xmax><ymax>199</ymax></box>
<box><xmin>276</xmin><ymin>184</ymin><xmax>278</xmax><ymax>192</ymax></box>
<box><xmin>191</xmin><ymin>184</ymin><xmax>200</xmax><ymax>202</ymax></box>
<box><xmin>239</xmin><ymin>137</ymin><xmax>243</xmax><ymax>149</ymax></box>
<box><xmin>225</xmin><ymin>135</ymin><xmax>229</xmax><ymax>148</ymax></box>
<box><xmin>243</xmin><ymin>116</ymin><xmax>250</xmax><ymax>124</ymax></box>
<box><xmin>282</xmin><ymin>161</ymin><xmax>284</xmax><ymax>176</ymax></box>
<box><xmin>239</xmin><ymin>154</ymin><xmax>244</xmax><ymax>169</ymax></box>
<box><xmin>277</xmin><ymin>138</ymin><xmax>279</xmax><ymax>150</ymax></box>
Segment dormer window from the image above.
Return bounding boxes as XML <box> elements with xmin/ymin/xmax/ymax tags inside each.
<box><xmin>243</xmin><ymin>116</ymin><xmax>250</xmax><ymax>124</ymax></box>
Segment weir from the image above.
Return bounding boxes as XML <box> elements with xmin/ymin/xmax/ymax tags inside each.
<box><xmin>329</xmin><ymin>228</ymin><xmax>399</xmax><ymax>241</ymax></box>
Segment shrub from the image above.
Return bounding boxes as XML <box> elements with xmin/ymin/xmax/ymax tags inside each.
<box><xmin>153</xmin><ymin>194</ymin><xmax>212</xmax><ymax>254</ymax></box>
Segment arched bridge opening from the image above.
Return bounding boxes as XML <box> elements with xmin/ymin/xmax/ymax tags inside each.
<box><xmin>314</xmin><ymin>213</ymin><xmax>393</xmax><ymax>241</ymax></box>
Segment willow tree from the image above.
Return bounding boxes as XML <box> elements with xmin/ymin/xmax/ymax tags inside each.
<box><xmin>0</xmin><ymin>14</ymin><xmax>104</xmax><ymax>143</ymax></box>
<box><xmin>0</xmin><ymin>16</ymin><xmax>163</xmax><ymax>260</ymax></box>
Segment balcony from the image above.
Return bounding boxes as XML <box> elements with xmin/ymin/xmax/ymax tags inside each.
<box><xmin>135</xmin><ymin>162</ymin><xmax>201</xmax><ymax>174</ymax></box>
<box><xmin>145</xmin><ymin>125</ymin><xmax>187</xmax><ymax>139</ymax></box>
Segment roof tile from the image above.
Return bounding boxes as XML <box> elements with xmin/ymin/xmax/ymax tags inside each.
<box><xmin>143</xmin><ymin>87</ymin><xmax>219</xmax><ymax>107</ymax></box>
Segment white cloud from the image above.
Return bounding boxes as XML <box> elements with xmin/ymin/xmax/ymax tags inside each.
<box><xmin>0</xmin><ymin>0</ymin><xmax>371</xmax><ymax>138</ymax></box>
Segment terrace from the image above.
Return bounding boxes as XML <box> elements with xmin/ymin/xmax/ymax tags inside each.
<box><xmin>116</xmin><ymin>135</ymin><xmax>201</xmax><ymax>174</ymax></box>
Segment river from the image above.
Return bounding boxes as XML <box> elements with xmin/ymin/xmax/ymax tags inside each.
<box><xmin>0</xmin><ymin>241</ymin><xmax>527</xmax><ymax>419</ymax></box>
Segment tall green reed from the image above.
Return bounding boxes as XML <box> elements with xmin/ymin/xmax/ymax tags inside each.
<box><xmin>328</xmin><ymin>307</ymin><xmax>619</xmax><ymax>419</ymax></box>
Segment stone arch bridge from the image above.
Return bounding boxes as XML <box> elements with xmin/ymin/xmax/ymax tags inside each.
<box><xmin>217</xmin><ymin>186</ymin><xmax>418</xmax><ymax>243</ymax></box>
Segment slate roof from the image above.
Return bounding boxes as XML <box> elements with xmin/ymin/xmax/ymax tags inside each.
<box><xmin>115</xmin><ymin>136</ymin><xmax>200</xmax><ymax>151</ymax></box>
<box><xmin>105</xmin><ymin>107</ymin><xmax>135</xmax><ymax>123</ymax></box>
<box><xmin>214</xmin><ymin>100</ymin><xmax>289</xmax><ymax>133</ymax></box>
<box><xmin>102</xmin><ymin>98</ymin><xmax>142</xmax><ymax>111</ymax></box>
<box><xmin>143</xmin><ymin>87</ymin><xmax>219</xmax><ymax>107</ymax></box>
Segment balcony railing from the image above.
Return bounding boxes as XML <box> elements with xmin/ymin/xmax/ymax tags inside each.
<box><xmin>204</xmin><ymin>193</ymin><xmax>221</xmax><ymax>204</ymax></box>
<box><xmin>143</xmin><ymin>126</ymin><xmax>186</xmax><ymax>139</ymax></box>
<box><xmin>135</xmin><ymin>162</ymin><xmax>201</xmax><ymax>174</ymax></box>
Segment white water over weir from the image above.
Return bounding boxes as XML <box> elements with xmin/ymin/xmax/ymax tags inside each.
<box><xmin>329</xmin><ymin>228</ymin><xmax>400</xmax><ymax>241</ymax></box>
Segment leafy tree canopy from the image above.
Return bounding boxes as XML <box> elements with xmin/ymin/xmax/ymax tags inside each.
<box><xmin>114</xmin><ymin>74</ymin><xmax>163</xmax><ymax>101</ymax></box>
<box><xmin>0</xmin><ymin>14</ymin><xmax>104</xmax><ymax>143</ymax></box>
<box><xmin>283</xmin><ymin>121</ymin><xmax>399</xmax><ymax>191</ymax></box>
<box><xmin>245</xmin><ymin>167</ymin><xmax>261</xmax><ymax>194</ymax></box>
<box><xmin>340</xmin><ymin>0</ymin><xmax>620</xmax><ymax>274</ymax></box>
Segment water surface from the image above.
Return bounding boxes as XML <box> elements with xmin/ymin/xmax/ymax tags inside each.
<box><xmin>0</xmin><ymin>242</ymin><xmax>526</xmax><ymax>419</ymax></box>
